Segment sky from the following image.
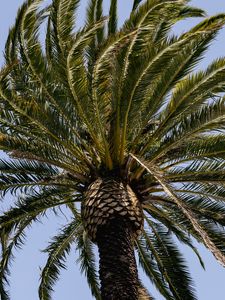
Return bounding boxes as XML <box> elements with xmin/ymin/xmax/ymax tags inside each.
<box><xmin>0</xmin><ymin>1</ymin><xmax>225</xmax><ymax>299</ymax></box>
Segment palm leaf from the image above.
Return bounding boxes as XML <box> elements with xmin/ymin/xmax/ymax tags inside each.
<box><xmin>0</xmin><ymin>217</ymin><xmax>33</xmax><ymax>300</ymax></box>
<box><xmin>51</xmin><ymin>0</ymin><xmax>80</xmax><ymax>52</ymax></box>
<box><xmin>76</xmin><ymin>231</ymin><xmax>101</xmax><ymax>299</ymax></box>
<box><xmin>136</xmin><ymin>238</ymin><xmax>174</xmax><ymax>300</ymax></box>
<box><xmin>143</xmin><ymin>205</ymin><xmax>205</xmax><ymax>269</ymax></box>
<box><xmin>0</xmin><ymin>188</ymin><xmax>78</xmax><ymax>231</ymax></box>
<box><xmin>108</xmin><ymin>0</ymin><xmax>117</xmax><ymax>36</ymax></box>
<box><xmin>39</xmin><ymin>217</ymin><xmax>81</xmax><ymax>300</ymax></box>
<box><xmin>131</xmin><ymin>154</ymin><xmax>225</xmax><ymax>266</ymax></box>
<box><xmin>132</xmin><ymin>0</ymin><xmax>143</xmax><ymax>11</ymax></box>
<box><xmin>143</xmin><ymin>222</ymin><xmax>197</xmax><ymax>300</ymax></box>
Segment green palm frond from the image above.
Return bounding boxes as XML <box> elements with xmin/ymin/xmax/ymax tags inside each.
<box><xmin>132</xmin><ymin>0</ymin><xmax>143</xmax><ymax>11</ymax></box>
<box><xmin>0</xmin><ymin>72</ymin><xmax>80</xmax><ymax>162</ymax></box>
<box><xmin>0</xmin><ymin>159</ymin><xmax>58</xmax><ymax>176</ymax></box>
<box><xmin>148</xmin><ymin>202</ymin><xmax>205</xmax><ymax>243</ymax></box>
<box><xmin>108</xmin><ymin>0</ymin><xmax>117</xmax><ymax>36</ymax></box>
<box><xmin>130</xmin><ymin>14</ymin><xmax>225</xmax><ymax>153</ymax></box>
<box><xmin>91</xmin><ymin>28</ymin><xmax>138</xmax><ymax>166</ymax></box>
<box><xmin>181</xmin><ymin>182</ymin><xmax>225</xmax><ymax>202</ymax></box>
<box><xmin>142</xmin><ymin>222</ymin><xmax>197</xmax><ymax>300</ymax></box>
<box><xmin>161</xmin><ymin>135</ymin><xmax>225</xmax><ymax>168</ymax></box>
<box><xmin>126</xmin><ymin>32</ymin><xmax>213</xmax><ymax>148</ymax></box>
<box><xmin>85</xmin><ymin>0</ymin><xmax>104</xmax><ymax>73</ymax></box>
<box><xmin>178</xmin><ymin>195</ymin><xmax>225</xmax><ymax>226</ymax></box>
<box><xmin>119</xmin><ymin>1</ymin><xmax>195</xmax><ymax>162</ymax></box>
<box><xmin>162</xmin><ymin>57</ymin><xmax>225</xmax><ymax>126</ymax></box>
<box><xmin>39</xmin><ymin>217</ymin><xmax>81</xmax><ymax>300</ymax></box>
<box><xmin>0</xmin><ymin>136</ymin><xmax>88</xmax><ymax>179</ymax></box>
<box><xmin>143</xmin><ymin>205</ymin><xmax>205</xmax><ymax>269</ymax></box>
<box><xmin>0</xmin><ymin>158</ymin><xmax>61</xmax><ymax>196</ymax></box>
<box><xmin>76</xmin><ymin>231</ymin><xmax>101</xmax><ymax>300</ymax></box>
<box><xmin>0</xmin><ymin>188</ymin><xmax>79</xmax><ymax>232</ymax></box>
<box><xmin>136</xmin><ymin>239</ymin><xmax>174</xmax><ymax>300</ymax></box>
<box><xmin>0</xmin><ymin>217</ymin><xmax>33</xmax><ymax>300</ymax></box>
<box><xmin>131</xmin><ymin>154</ymin><xmax>225</xmax><ymax>266</ymax></box>
<box><xmin>51</xmin><ymin>0</ymin><xmax>80</xmax><ymax>52</ymax></box>
<box><xmin>160</xmin><ymin>200</ymin><xmax>225</xmax><ymax>255</ymax></box>
<box><xmin>66</xmin><ymin>19</ymin><xmax>107</xmax><ymax>132</ymax></box>
<box><xmin>0</xmin><ymin>156</ymin><xmax>84</xmax><ymax>197</ymax></box>
<box><xmin>20</xmin><ymin>1</ymin><xmax>94</xmax><ymax>160</ymax></box>
<box><xmin>166</xmin><ymin>158</ymin><xmax>225</xmax><ymax>182</ymax></box>
<box><xmin>145</xmin><ymin>99</ymin><xmax>225</xmax><ymax>163</ymax></box>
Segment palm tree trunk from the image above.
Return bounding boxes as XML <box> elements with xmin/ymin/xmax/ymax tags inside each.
<box><xmin>96</xmin><ymin>217</ymin><xmax>139</xmax><ymax>300</ymax></box>
<box><xmin>82</xmin><ymin>178</ymin><xmax>145</xmax><ymax>299</ymax></box>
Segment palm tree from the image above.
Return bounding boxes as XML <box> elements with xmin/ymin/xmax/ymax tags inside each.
<box><xmin>1</xmin><ymin>0</ymin><xmax>225</xmax><ymax>299</ymax></box>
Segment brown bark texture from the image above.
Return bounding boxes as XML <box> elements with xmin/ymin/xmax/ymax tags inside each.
<box><xmin>81</xmin><ymin>177</ymin><xmax>148</xmax><ymax>299</ymax></box>
<box><xmin>96</xmin><ymin>217</ymin><xmax>139</xmax><ymax>300</ymax></box>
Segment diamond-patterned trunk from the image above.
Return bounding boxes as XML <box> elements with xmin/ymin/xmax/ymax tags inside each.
<box><xmin>82</xmin><ymin>178</ymin><xmax>144</xmax><ymax>300</ymax></box>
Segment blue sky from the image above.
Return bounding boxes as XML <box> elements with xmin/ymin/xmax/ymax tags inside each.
<box><xmin>1</xmin><ymin>1</ymin><xmax>225</xmax><ymax>299</ymax></box>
